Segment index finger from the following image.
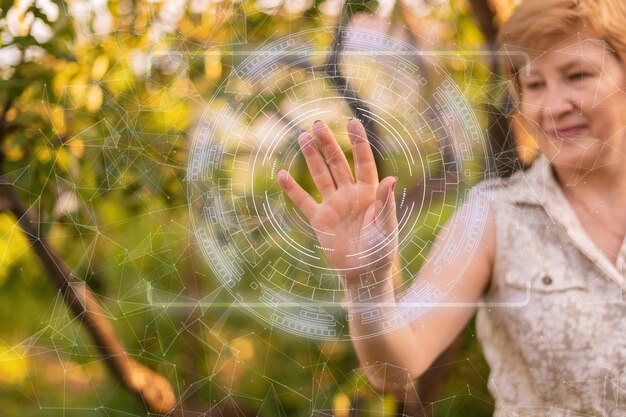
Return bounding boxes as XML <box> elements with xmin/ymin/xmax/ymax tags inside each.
<box><xmin>347</xmin><ymin>119</ymin><xmax>379</xmax><ymax>184</ymax></box>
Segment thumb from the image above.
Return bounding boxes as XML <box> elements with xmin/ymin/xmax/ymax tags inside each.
<box><xmin>375</xmin><ymin>176</ymin><xmax>398</xmax><ymax>233</ymax></box>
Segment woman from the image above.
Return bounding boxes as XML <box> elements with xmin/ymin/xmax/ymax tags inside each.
<box><xmin>277</xmin><ymin>0</ymin><xmax>626</xmax><ymax>414</ymax></box>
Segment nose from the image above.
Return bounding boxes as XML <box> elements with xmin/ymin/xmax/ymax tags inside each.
<box><xmin>541</xmin><ymin>83</ymin><xmax>575</xmax><ymax>120</ymax></box>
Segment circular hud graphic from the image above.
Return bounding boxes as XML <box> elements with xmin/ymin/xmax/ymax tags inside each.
<box><xmin>188</xmin><ymin>27</ymin><xmax>491</xmax><ymax>340</ymax></box>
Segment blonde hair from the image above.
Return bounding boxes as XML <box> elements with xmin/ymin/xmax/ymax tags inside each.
<box><xmin>493</xmin><ymin>0</ymin><xmax>626</xmax><ymax>169</ymax></box>
<box><xmin>498</xmin><ymin>0</ymin><xmax>626</xmax><ymax>66</ymax></box>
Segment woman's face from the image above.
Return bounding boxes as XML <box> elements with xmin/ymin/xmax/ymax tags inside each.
<box><xmin>517</xmin><ymin>31</ymin><xmax>626</xmax><ymax>172</ymax></box>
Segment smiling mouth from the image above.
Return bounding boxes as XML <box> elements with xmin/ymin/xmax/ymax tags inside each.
<box><xmin>549</xmin><ymin>126</ymin><xmax>588</xmax><ymax>140</ymax></box>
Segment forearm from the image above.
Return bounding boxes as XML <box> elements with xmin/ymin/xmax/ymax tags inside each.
<box><xmin>345</xmin><ymin>196</ymin><xmax>495</xmax><ymax>391</ymax></box>
<box><xmin>343</xmin><ymin>269</ymin><xmax>427</xmax><ymax>392</ymax></box>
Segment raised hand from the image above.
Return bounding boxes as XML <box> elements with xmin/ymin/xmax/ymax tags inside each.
<box><xmin>277</xmin><ymin>119</ymin><xmax>398</xmax><ymax>282</ymax></box>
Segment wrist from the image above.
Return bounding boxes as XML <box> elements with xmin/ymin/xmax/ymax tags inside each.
<box><xmin>340</xmin><ymin>266</ymin><xmax>396</xmax><ymax>304</ymax></box>
<box><xmin>340</xmin><ymin>262</ymin><xmax>393</xmax><ymax>289</ymax></box>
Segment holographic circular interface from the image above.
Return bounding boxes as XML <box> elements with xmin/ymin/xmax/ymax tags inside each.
<box><xmin>188</xmin><ymin>28</ymin><xmax>491</xmax><ymax>340</ymax></box>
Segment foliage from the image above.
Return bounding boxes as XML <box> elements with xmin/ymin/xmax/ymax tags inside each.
<box><xmin>0</xmin><ymin>0</ymin><xmax>516</xmax><ymax>415</ymax></box>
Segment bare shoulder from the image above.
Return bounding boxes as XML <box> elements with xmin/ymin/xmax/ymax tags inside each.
<box><xmin>414</xmin><ymin>179</ymin><xmax>498</xmax><ymax>301</ymax></box>
<box><xmin>409</xmin><ymin>170</ymin><xmax>537</xmax><ymax>302</ymax></box>
<box><xmin>398</xmin><ymin>177</ymin><xmax>501</xmax><ymax>374</ymax></box>
<box><xmin>471</xmin><ymin>169</ymin><xmax>535</xmax><ymax>205</ymax></box>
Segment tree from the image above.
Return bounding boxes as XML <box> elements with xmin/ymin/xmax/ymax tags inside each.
<box><xmin>0</xmin><ymin>0</ymin><xmax>518</xmax><ymax>415</ymax></box>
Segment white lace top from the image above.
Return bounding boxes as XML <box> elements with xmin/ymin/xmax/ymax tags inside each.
<box><xmin>476</xmin><ymin>156</ymin><xmax>626</xmax><ymax>416</ymax></box>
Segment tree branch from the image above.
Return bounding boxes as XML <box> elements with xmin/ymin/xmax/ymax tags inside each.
<box><xmin>0</xmin><ymin>182</ymin><xmax>177</xmax><ymax>415</ymax></box>
<box><xmin>0</xmin><ymin>96</ymin><xmax>15</xmax><ymax>176</ymax></box>
<box><xmin>324</xmin><ymin>12</ymin><xmax>385</xmax><ymax>175</ymax></box>
<box><xmin>467</xmin><ymin>0</ymin><xmax>499</xmax><ymax>45</ymax></box>
<box><xmin>467</xmin><ymin>0</ymin><xmax>523</xmax><ymax>177</ymax></box>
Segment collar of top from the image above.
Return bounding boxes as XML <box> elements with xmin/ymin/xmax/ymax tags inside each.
<box><xmin>507</xmin><ymin>155</ymin><xmax>560</xmax><ymax>207</ymax></box>
<box><xmin>501</xmin><ymin>155</ymin><xmax>626</xmax><ymax>290</ymax></box>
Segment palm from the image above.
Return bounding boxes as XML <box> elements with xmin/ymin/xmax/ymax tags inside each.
<box><xmin>277</xmin><ymin>120</ymin><xmax>398</xmax><ymax>277</ymax></box>
<box><xmin>308</xmin><ymin>184</ymin><xmax>375</xmax><ymax>269</ymax></box>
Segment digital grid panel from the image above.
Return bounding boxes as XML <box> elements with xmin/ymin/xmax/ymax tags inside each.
<box><xmin>186</xmin><ymin>27</ymin><xmax>493</xmax><ymax>341</ymax></box>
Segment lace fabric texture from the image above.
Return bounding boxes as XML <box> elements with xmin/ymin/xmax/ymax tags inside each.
<box><xmin>475</xmin><ymin>157</ymin><xmax>626</xmax><ymax>417</ymax></box>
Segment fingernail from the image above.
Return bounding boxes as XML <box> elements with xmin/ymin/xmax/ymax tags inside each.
<box><xmin>391</xmin><ymin>177</ymin><xmax>398</xmax><ymax>191</ymax></box>
<box><xmin>313</xmin><ymin>120</ymin><xmax>323</xmax><ymax>129</ymax></box>
<box><xmin>298</xmin><ymin>131</ymin><xmax>310</xmax><ymax>145</ymax></box>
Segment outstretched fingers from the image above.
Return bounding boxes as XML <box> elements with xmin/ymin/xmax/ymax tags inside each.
<box><xmin>347</xmin><ymin>119</ymin><xmax>379</xmax><ymax>185</ymax></box>
<box><xmin>277</xmin><ymin>169</ymin><xmax>318</xmax><ymax>220</ymax></box>
<box><xmin>312</xmin><ymin>120</ymin><xmax>354</xmax><ymax>187</ymax></box>
<box><xmin>298</xmin><ymin>131</ymin><xmax>336</xmax><ymax>197</ymax></box>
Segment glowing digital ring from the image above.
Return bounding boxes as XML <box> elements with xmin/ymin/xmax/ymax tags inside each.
<box><xmin>187</xmin><ymin>27</ymin><xmax>490</xmax><ymax>340</ymax></box>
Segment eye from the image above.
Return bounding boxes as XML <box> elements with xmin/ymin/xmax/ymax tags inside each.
<box><xmin>569</xmin><ymin>72</ymin><xmax>591</xmax><ymax>81</ymax></box>
<box><xmin>522</xmin><ymin>81</ymin><xmax>544</xmax><ymax>91</ymax></box>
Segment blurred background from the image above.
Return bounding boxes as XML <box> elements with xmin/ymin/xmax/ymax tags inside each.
<box><xmin>0</xmin><ymin>0</ymin><xmax>535</xmax><ymax>415</ymax></box>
